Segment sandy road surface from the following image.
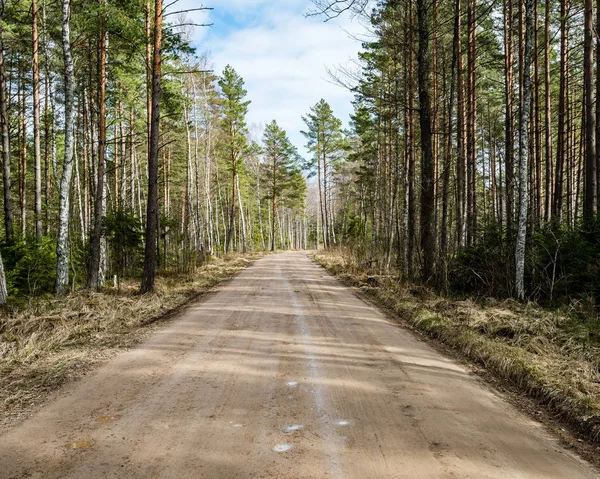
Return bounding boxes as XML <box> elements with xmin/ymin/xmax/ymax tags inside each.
<box><xmin>0</xmin><ymin>252</ymin><xmax>597</xmax><ymax>478</ymax></box>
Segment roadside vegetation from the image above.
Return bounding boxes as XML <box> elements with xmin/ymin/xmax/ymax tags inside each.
<box><xmin>314</xmin><ymin>249</ymin><xmax>600</xmax><ymax>445</ymax></box>
<box><xmin>0</xmin><ymin>253</ymin><xmax>261</xmax><ymax>427</ymax></box>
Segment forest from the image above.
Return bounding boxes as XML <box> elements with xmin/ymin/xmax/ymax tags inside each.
<box><xmin>0</xmin><ymin>0</ymin><xmax>599</xmax><ymax>312</ymax></box>
<box><xmin>315</xmin><ymin>0</ymin><xmax>600</xmax><ymax>308</ymax></box>
<box><xmin>0</xmin><ymin>0</ymin><xmax>312</xmax><ymax>301</ymax></box>
<box><xmin>1</xmin><ymin>0</ymin><xmax>600</xmax><ymax>468</ymax></box>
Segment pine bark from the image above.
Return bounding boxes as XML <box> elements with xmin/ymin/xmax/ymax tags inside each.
<box><xmin>544</xmin><ymin>0</ymin><xmax>552</xmax><ymax>221</ymax></box>
<box><xmin>89</xmin><ymin>1</ymin><xmax>107</xmax><ymax>290</ymax></box>
<box><xmin>553</xmin><ymin>0</ymin><xmax>567</xmax><ymax>221</ymax></box>
<box><xmin>583</xmin><ymin>0</ymin><xmax>597</xmax><ymax>223</ymax></box>
<box><xmin>140</xmin><ymin>0</ymin><xmax>163</xmax><ymax>293</ymax></box>
<box><xmin>504</xmin><ymin>0</ymin><xmax>515</xmax><ymax>234</ymax></box>
<box><xmin>0</xmin><ymin>18</ymin><xmax>13</xmax><ymax>244</ymax></box>
<box><xmin>416</xmin><ymin>0</ymin><xmax>436</xmax><ymax>281</ymax></box>
<box><xmin>466</xmin><ymin>0</ymin><xmax>477</xmax><ymax>245</ymax></box>
<box><xmin>33</xmin><ymin>0</ymin><xmax>43</xmax><ymax>242</ymax></box>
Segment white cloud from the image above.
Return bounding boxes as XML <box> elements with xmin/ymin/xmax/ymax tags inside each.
<box><xmin>185</xmin><ymin>1</ymin><xmax>369</xmax><ymax>155</ymax></box>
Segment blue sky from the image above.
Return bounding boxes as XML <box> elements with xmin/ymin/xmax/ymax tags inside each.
<box><xmin>174</xmin><ymin>0</ymin><xmax>370</xmax><ymax>155</ymax></box>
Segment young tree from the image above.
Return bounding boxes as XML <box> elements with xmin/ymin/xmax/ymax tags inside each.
<box><xmin>218</xmin><ymin>65</ymin><xmax>250</xmax><ymax>253</ymax></box>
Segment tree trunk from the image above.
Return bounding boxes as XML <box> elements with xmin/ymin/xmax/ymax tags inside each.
<box><xmin>441</xmin><ymin>0</ymin><xmax>459</xmax><ymax>289</ymax></box>
<box><xmin>553</xmin><ymin>0</ymin><xmax>567</xmax><ymax>221</ymax></box>
<box><xmin>516</xmin><ymin>0</ymin><xmax>534</xmax><ymax>299</ymax></box>
<box><xmin>504</xmin><ymin>0</ymin><xmax>515</xmax><ymax>234</ymax></box>
<box><xmin>19</xmin><ymin>69</ymin><xmax>27</xmax><ymax>238</ymax></box>
<box><xmin>237</xmin><ymin>173</ymin><xmax>246</xmax><ymax>253</ymax></box>
<box><xmin>89</xmin><ymin>0</ymin><xmax>107</xmax><ymax>291</ymax></box>
<box><xmin>272</xmin><ymin>155</ymin><xmax>277</xmax><ymax>252</ymax></box>
<box><xmin>226</xmin><ymin>144</ymin><xmax>236</xmax><ymax>253</ymax></box>
<box><xmin>0</xmin><ymin>252</ymin><xmax>7</xmax><ymax>305</ymax></box>
<box><xmin>140</xmin><ymin>0</ymin><xmax>163</xmax><ymax>293</ymax></box>
<box><xmin>55</xmin><ymin>0</ymin><xmax>75</xmax><ymax>294</ymax></box>
<box><xmin>544</xmin><ymin>0</ymin><xmax>552</xmax><ymax>222</ymax></box>
<box><xmin>596</xmin><ymin>0</ymin><xmax>600</xmax><ymax>207</ymax></box>
<box><xmin>416</xmin><ymin>0</ymin><xmax>436</xmax><ymax>282</ymax></box>
<box><xmin>407</xmin><ymin>0</ymin><xmax>416</xmax><ymax>278</ymax></box>
<box><xmin>0</xmin><ymin>18</ymin><xmax>13</xmax><ymax>244</ymax></box>
<box><xmin>466</xmin><ymin>0</ymin><xmax>477</xmax><ymax>245</ymax></box>
<box><xmin>145</xmin><ymin>0</ymin><xmax>152</xmax><ymax>152</ymax></box>
<box><xmin>33</xmin><ymin>0</ymin><xmax>43</xmax><ymax>242</ymax></box>
<box><xmin>584</xmin><ymin>0</ymin><xmax>597</xmax><ymax>223</ymax></box>
<box><xmin>456</xmin><ymin>0</ymin><xmax>466</xmax><ymax>248</ymax></box>
<box><xmin>322</xmin><ymin>133</ymin><xmax>330</xmax><ymax>248</ymax></box>
<box><xmin>317</xmin><ymin>146</ymin><xmax>326</xmax><ymax>249</ymax></box>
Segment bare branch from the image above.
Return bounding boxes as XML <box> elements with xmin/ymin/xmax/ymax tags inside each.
<box><xmin>164</xmin><ymin>7</ymin><xmax>213</xmax><ymax>17</ymax></box>
<box><xmin>163</xmin><ymin>69</ymin><xmax>213</xmax><ymax>75</ymax></box>
<box><xmin>171</xmin><ymin>22</ymin><xmax>213</xmax><ymax>27</ymax></box>
<box><xmin>306</xmin><ymin>0</ymin><xmax>370</xmax><ymax>22</ymax></box>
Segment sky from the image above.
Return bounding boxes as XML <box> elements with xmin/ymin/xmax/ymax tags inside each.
<box><xmin>173</xmin><ymin>0</ymin><xmax>370</xmax><ymax>155</ymax></box>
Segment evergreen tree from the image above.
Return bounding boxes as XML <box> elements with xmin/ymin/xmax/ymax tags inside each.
<box><xmin>263</xmin><ymin>120</ymin><xmax>301</xmax><ymax>251</ymax></box>
<box><xmin>218</xmin><ymin>65</ymin><xmax>250</xmax><ymax>253</ymax></box>
<box><xmin>301</xmin><ymin>99</ymin><xmax>346</xmax><ymax>248</ymax></box>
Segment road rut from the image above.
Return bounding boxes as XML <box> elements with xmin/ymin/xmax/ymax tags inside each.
<box><xmin>0</xmin><ymin>252</ymin><xmax>597</xmax><ymax>478</ymax></box>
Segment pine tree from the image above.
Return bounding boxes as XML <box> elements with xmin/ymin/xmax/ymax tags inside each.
<box><xmin>218</xmin><ymin>65</ymin><xmax>250</xmax><ymax>254</ymax></box>
<box><xmin>263</xmin><ymin>120</ymin><xmax>301</xmax><ymax>251</ymax></box>
<box><xmin>302</xmin><ymin>99</ymin><xmax>346</xmax><ymax>249</ymax></box>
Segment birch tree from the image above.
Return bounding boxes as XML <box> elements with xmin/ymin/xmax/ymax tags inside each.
<box><xmin>515</xmin><ymin>0</ymin><xmax>534</xmax><ymax>299</ymax></box>
<box><xmin>55</xmin><ymin>0</ymin><xmax>75</xmax><ymax>295</ymax></box>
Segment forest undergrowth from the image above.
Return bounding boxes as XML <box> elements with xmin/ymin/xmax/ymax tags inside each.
<box><xmin>313</xmin><ymin>248</ymin><xmax>600</xmax><ymax>445</ymax></box>
<box><xmin>0</xmin><ymin>253</ymin><xmax>262</xmax><ymax>428</ymax></box>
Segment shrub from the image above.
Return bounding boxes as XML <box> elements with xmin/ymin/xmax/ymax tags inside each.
<box><xmin>1</xmin><ymin>237</ymin><xmax>56</xmax><ymax>297</ymax></box>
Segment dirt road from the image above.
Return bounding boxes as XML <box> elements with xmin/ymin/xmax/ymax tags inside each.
<box><xmin>0</xmin><ymin>253</ymin><xmax>597</xmax><ymax>478</ymax></box>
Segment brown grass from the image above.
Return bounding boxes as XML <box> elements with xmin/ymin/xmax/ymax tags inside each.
<box><xmin>313</xmin><ymin>248</ymin><xmax>600</xmax><ymax>445</ymax></box>
<box><xmin>0</xmin><ymin>253</ymin><xmax>263</xmax><ymax>427</ymax></box>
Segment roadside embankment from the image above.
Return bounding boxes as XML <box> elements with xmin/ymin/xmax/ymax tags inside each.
<box><xmin>0</xmin><ymin>253</ymin><xmax>262</xmax><ymax>428</ymax></box>
<box><xmin>313</xmin><ymin>249</ymin><xmax>600</xmax><ymax>446</ymax></box>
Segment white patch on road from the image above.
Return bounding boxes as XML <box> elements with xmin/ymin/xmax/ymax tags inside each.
<box><xmin>232</xmin><ymin>424</ymin><xmax>244</xmax><ymax>428</ymax></box>
<box><xmin>273</xmin><ymin>444</ymin><xmax>292</xmax><ymax>452</ymax></box>
<box><xmin>285</xmin><ymin>425</ymin><xmax>304</xmax><ymax>432</ymax></box>
<box><xmin>336</xmin><ymin>420</ymin><xmax>350</xmax><ymax>426</ymax></box>
<box><xmin>283</xmin><ymin>274</ymin><xmax>345</xmax><ymax>479</ymax></box>
<box><xmin>286</xmin><ymin>381</ymin><xmax>298</xmax><ymax>387</ymax></box>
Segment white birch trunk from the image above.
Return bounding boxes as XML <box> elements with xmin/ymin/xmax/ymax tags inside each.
<box><xmin>516</xmin><ymin>0</ymin><xmax>534</xmax><ymax>299</ymax></box>
<box><xmin>55</xmin><ymin>0</ymin><xmax>74</xmax><ymax>294</ymax></box>
<box><xmin>236</xmin><ymin>173</ymin><xmax>247</xmax><ymax>253</ymax></box>
<box><xmin>0</xmin><ymin>252</ymin><xmax>7</xmax><ymax>305</ymax></box>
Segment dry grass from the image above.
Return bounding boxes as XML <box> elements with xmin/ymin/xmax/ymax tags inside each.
<box><xmin>0</xmin><ymin>253</ymin><xmax>263</xmax><ymax>426</ymax></box>
<box><xmin>313</xmin><ymin>249</ymin><xmax>600</xmax><ymax>445</ymax></box>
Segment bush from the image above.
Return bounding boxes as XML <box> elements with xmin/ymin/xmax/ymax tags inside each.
<box><xmin>531</xmin><ymin>224</ymin><xmax>600</xmax><ymax>305</ymax></box>
<box><xmin>449</xmin><ymin>221</ymin><xmax>600</xmax><ymax>309</ymax></box>
<box><xmin>1</xmin><ymin>237</ymin><xmax>56</xmax><ymax>297</ymax></box>
<box><xmin>448</xmin><ymin>223</ymin><xmax>514</xmax><ymax>298</ymax></box>
<box><xmin>104</xmin><ymin>209</ymin><xmax>143</xmax><ymax>281</ymax></box>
